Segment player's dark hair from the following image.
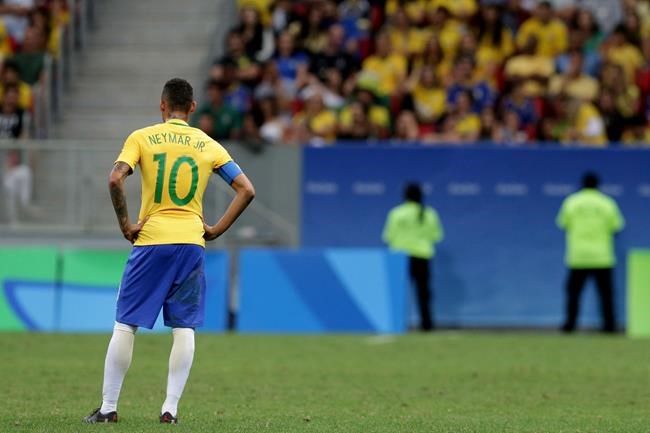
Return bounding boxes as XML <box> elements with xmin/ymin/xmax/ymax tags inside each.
<box><xmin>404</xmin><ymin>182</ymin><xmax>425</xmax><ymax>222</ymax></box>
<box><xmin>582</xmin><ymin>172</ymin><xmax>600</xmax><ymax>189</ymax></box>
<box><xmin>161</xmin><ymin>78</ymin><xmax>194</xmax><ymax>112</ymax></box>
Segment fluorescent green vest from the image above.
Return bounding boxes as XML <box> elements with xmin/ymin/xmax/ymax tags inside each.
<box><xmin>556</xmin><ymin>189</ymin><xmax>625</xmax><ymax>268</ymax></box>
<box><xmin>382</xmin><ymin>201</ymin><xmax>444</xmax><ymax>259</ymax></box>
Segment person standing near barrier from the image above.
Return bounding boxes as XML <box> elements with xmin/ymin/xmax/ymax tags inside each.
<box><xmin>557</xmin><ymin>172</ymin><xmax>624</xmax><ymax>333</ymax></box>
<box><xmin>382</xmin><ymin>183</ymin><xmax>444</xmax><ymax>331</ymax></box>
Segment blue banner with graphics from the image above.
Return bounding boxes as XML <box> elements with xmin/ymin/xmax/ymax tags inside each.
<box><xmin>2</xmin><ymin>248</ymin><xmax>230</xmax><ymax>333</ymax></box>
<box><xmin>302</xmin><ymin>146</ymin><xmax>650</xmax><ymax>328</ymax></box>
<box><xmin>238</xmin><ymin>249</ymin><xmax>407</xmax><ymax>333</ymax></box>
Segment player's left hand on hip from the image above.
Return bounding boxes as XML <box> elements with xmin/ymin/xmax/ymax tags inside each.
<box><xmin>203</xmin><ymin>222</ymin><xmax>221</xmax><ymax>241</ymax></box>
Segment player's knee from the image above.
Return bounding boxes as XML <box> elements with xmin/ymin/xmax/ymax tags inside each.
<box><xmin>114</xmin><ymin>321</ymin><xmax>138</xmax><ymax>334</ymax></box>
<box><xmin>172</xmin><ymin>327</ymin><xmax>195</xmax><ymax>349</ymax></box>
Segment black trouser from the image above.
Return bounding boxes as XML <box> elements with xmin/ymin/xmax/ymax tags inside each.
<box><xmin>409</xmin><ymin>257</ymin><xmax>434</xmax><ymax>331</ymax></box>
<box><xmin>563</xmin><ymin>268</ymin><xmax>616</xmax><ymax>332</ymax></box>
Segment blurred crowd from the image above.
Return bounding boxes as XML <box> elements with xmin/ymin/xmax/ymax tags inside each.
<box><xmin>192</xmin><ymin>0</ymin><xmax>650</xmax><ymax>147</ymax></box>
<box><xmin>0</xmin><ymin>0</ymin><xmax>69</xmax><ymax>224</ymax></box>
<box><xmin>0</xmin><ymin>0</ymin><xmax>68</xmax><ymax>140</ymax></box>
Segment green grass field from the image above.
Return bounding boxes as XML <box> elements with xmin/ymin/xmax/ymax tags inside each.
<box><xmin>1</xmin><ymin>332</ymin><xmax>649</xmax><ymax>433</ymax></box>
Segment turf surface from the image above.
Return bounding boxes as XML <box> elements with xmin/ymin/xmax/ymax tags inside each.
<box><xmin>1</xmin><ymin>332</ymin><xmax>649</xmax><ymax>432</ymax></box>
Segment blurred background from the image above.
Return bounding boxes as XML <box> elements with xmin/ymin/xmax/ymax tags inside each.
<box><xmin>1</xmin><ymin>0</ymin><xmax>650</xmax><ymax>335</ymax></box>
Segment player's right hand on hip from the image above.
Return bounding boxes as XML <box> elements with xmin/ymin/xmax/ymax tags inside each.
<box><xmin>122</xmin><ymin>217</ymin><xmax>148</xmax><ymax>244</ymax></box>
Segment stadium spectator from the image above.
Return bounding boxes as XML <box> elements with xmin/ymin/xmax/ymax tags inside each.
<box><xmin>257</xmin><ymin>95</ymin><xmax>290</xmax><ymax>144</ymax></box>
<box><xmin>0</xmin><ymin>17</ymin><xmax>13</xmax><ymax>58</ymax></box>
<box><xmin>254</xmin><ymin>61</ymin><xmax>292</xmax><ymax>110</ymax></box>
<box><xmin>516</xmin><ymin>1</ymin><xmax>568</xmax><ymax>58</ymax></box>
<box><xmin>192</xmin><ymin>80</ymin><xmax>242</xmax><ymax>140</ymax></box>
<box><xmin>309</xmin><ymin>24</ymin><xmax>359</xmax><ymax>83</ymax></box>
<box><xmin>387</xmin><ymin>6</ymin><xmax>426</xmax><ymax>58</ymax></box>
<box><xmin>394</xmin><ymin>110</ymin><xmax>422</xmax><ymax>141</ymax></box>
<box><xmin>337</xmin><ymin>100</ymin><xmax>372</xmax><ymax>140</ymax></box>
<box><xmin>340</xmin><ymin>83</ymin><xmax>391</xmax><ymax>138</ymax></box>
<box><xmin>598</xmin><ymin>90</ymin><xmax>625</xmax><ymax>142</ymax></box>
<box><xmin>412</xmin><ymin>35</ymin><xmax>451</xmax><ymax>85</ymax></box>
<box><xmin>360</xmin><ymin>31</ymin><xmax>406</xmax><ymax>98</ymax></box>
<box><xmin>447</xmin><ymin>56</ymin><xmax>495</xmax><ymax>113</ymax></box>
<box><xmin>273</xmin><ymin>31</ymin><xmax>309</xmax><ymax>97</ymax></box>
<box><xmin>0</xmin><ymin>59</ymin><xmax>32</xmax><ymax>110</ymax></box>
<box><xmin>217</xmin><ymin>60</ymin><xmax>252</xmax><ymax>116</ymax></box>
<box><xmin>426</xmin><ymin>6</ymin><xmax>463</xmax><ymax>62</ymax></box>
<box><xmin>234</xmin><ymin>5</ymin><xmax>274</xmax><ymax>62</ymax></box>
<box><xmin>385</xmin><ymin>0</ymin><xmax>427</xmax><ymax>26</ymax></box>
<box><xmin>560</xmin><ymin>97</ymin><xmax>607</xmax><ymax>146</ymax></box>
<box><xmin>505</xmin><ymin>36</ymin><xmax>555</xmax><ymax>97</ymax></box>
<box><xmin>478</xmin><ymin>106</ymin><xmax>499</xmax><ymax>141</ymax></box>
<box><xmin>599</xmin><ymin>61</ymin><xmax>640</xmax><ymax>119</ymax></box>
<box><xmin>0</xmin><ymin>83</ymin><xmax>28</xmax><ymax>138</ymax></box>
<box><xmin>570</xmin><ymin>8</ymin><xmax>604</xmax><ymax>55</ymax></box>
<box><xmin>211</xmin><ymin>30</ymin><xmax>261</xmax><ymax>87</ymax></box>
<box><xmin>493</xmin><ymin>110</ymin><xmax>528</xmax><ymax>145</ymax></box>
<box><xmin>314</xmin><ymin>68</ymin><xmax>346</xmax><ymax>110</ymax></box>
<box><xmin>475</xmin><ymin>3</ymin><xmax>514</xmax><ymax>84</ymax></box>
<box><xmin>557</xmin><ymin>172</ymin><xmax>624</xmax><ymax>333</ymax></box>
<box><xmin>383</xmin><ymin>182</ymin><xmax>444</xmax><ymax>331</ymax></box>
<box><xmin>550</xmin><ymin>49</ymin><xmax>599</xmax><ymax>102</ymax></box>
<box><xmin>337</xmin><ymin>0</ymin><xmax>370</xmax><ymax>56</ymax></box>
<box><xmin>11</xmin><ymin>23</ymin><xmax>46</xmax><ymax>85</ymax></box>
<box><xmin>0</xmin><ymin>0</ymin><xmax>32</xmax><ymax>43</ymax></box>
<box><xmin>404</xmin><ymin>64</ymin><xmax>447</xmax><ymax>126</ymax></box>
<box><xmin>3</xmin><ymin>149</ymin><xmax>32</xmax><ymax>224</ymax></box>
<box><xmin>443</xmin><ymin>89</ymin><xmax>481</xmax><ymax>143</ymax></box>
<box><xmin>602</xmin><ymin>25</ymin><xmax>644</xmax><ymax>83</ymax></box>
<box><xmin>291</xmin><ymin>90</ymin><xmax>337</xmax><ymax>145</ymax></box>
<box><xmin>502</xmin><ymin>81</ymin><xmax>538</xmax><ymax>130</ymax></box>
<box><xmin>270</xmin><ymin>0</ymin><xmax>291</xmax><ymax>34</ymax></box>
<box><xmin>298</xmin><ymin>3</ymin><xmax>329</xmax><ymax>54</ymax></box>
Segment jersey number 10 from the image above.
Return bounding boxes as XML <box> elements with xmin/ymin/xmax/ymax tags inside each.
<box><xmin>153</xmin><ymin>153</ymin><xmax>199</xmax><ymax>206</ymax></box>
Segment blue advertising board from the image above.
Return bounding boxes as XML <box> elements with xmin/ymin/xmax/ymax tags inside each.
<box><xmin>238</xmin><ymin>248</ymin><xmax>407</xmax><ymax>333</ymax></box>
<box><xmin>302</xmin><ymin>147</ymin><xmax>650</xmax><ymax>328</ymax></box>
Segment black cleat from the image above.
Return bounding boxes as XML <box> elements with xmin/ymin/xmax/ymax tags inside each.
<box><xmin>82</xmin><ymin>407</ymin><xmax>118</xmax><ymax>423</ymax></box>
<box><xmin>160</xmin><ymin>412</ymin><xmax>178</xmax><ymax>424</ymax></box>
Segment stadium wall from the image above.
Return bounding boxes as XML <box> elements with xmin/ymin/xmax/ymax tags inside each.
<box><xmin>302</xmin><ymin>146</ymin><xmax>650</xmax><ymax>328</ymax></box>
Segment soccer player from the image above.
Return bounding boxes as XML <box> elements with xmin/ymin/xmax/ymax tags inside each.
<box><xmin>83</xmin><ymin>78</ymin><xmax>255</xmax><ymax>424</ymax></box>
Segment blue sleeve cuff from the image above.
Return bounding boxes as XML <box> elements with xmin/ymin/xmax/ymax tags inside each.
<box><xmin>216</xmin><ymin>160</ymin><xmax>243</xmax><ymax>185</ymax></box>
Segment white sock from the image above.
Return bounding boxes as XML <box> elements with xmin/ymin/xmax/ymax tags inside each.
<box><xmin>161</xmin><ymin>328</ymin><xmax>195</xmax><ymax>417</ymax></box>
<box><xmin>100</xmin><ymin>322</ymin><xmax>137</xmax><ymax>414</ymax></box>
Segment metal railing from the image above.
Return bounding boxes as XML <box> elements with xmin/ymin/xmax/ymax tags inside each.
<box><xmin>0</xmin><ymin>140</ymin><xmax>300</xmax><ymax>247</ymax></box>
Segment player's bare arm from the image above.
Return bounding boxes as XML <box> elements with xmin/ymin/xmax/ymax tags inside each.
<box><xmin>203</xmin><ymin>173</ymin><xmax>255</xmax><ymax>241</ymax></box>
<box><xmin>109</xmin><ymin>161</ymin><xmax>147</xmax><ymax>244</ymax></box>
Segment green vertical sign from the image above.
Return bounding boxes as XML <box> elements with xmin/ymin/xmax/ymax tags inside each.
<box><xmin>627</xmin><ymin>250</ymin><xmax>650</xmax><ymax>337</ymax></box>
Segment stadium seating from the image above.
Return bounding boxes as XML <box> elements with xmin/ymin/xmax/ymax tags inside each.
<box><xmin>195</xmin><ymin>0</ymin><xmax>650</xmax><ymax>147</ymax></box>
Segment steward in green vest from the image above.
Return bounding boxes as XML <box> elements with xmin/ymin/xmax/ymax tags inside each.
<box><xmin>383</xmin><ymin>183</ymin><xmax>444</xmax><ymax>331</ymax></box>
<box><xmin>556</xmin><ymin>172</ymin><xmax>624</xmax><ymax>333</ymax></box>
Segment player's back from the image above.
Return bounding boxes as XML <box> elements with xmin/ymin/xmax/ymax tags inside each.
<box><xmin>116</xmin><ymin>119</ymin><xmax>233</xmax><ymax>247</ymax></box>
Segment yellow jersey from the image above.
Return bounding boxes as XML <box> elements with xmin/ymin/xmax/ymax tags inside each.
<box><xmin>115</xmin><ymin>119</ymin><xmax>234</xmax><ymax>247</ymax></box>
<box><xmin>516</xmin><ymin>17</ymin><xmax>568</xmax><ymax>58</ymax></box>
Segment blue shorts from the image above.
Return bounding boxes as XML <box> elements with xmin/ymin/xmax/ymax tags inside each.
<box><xmin>116</xmin><ymin>244</ymin><xmax>206</xmax><ymax>329</ymax></box>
